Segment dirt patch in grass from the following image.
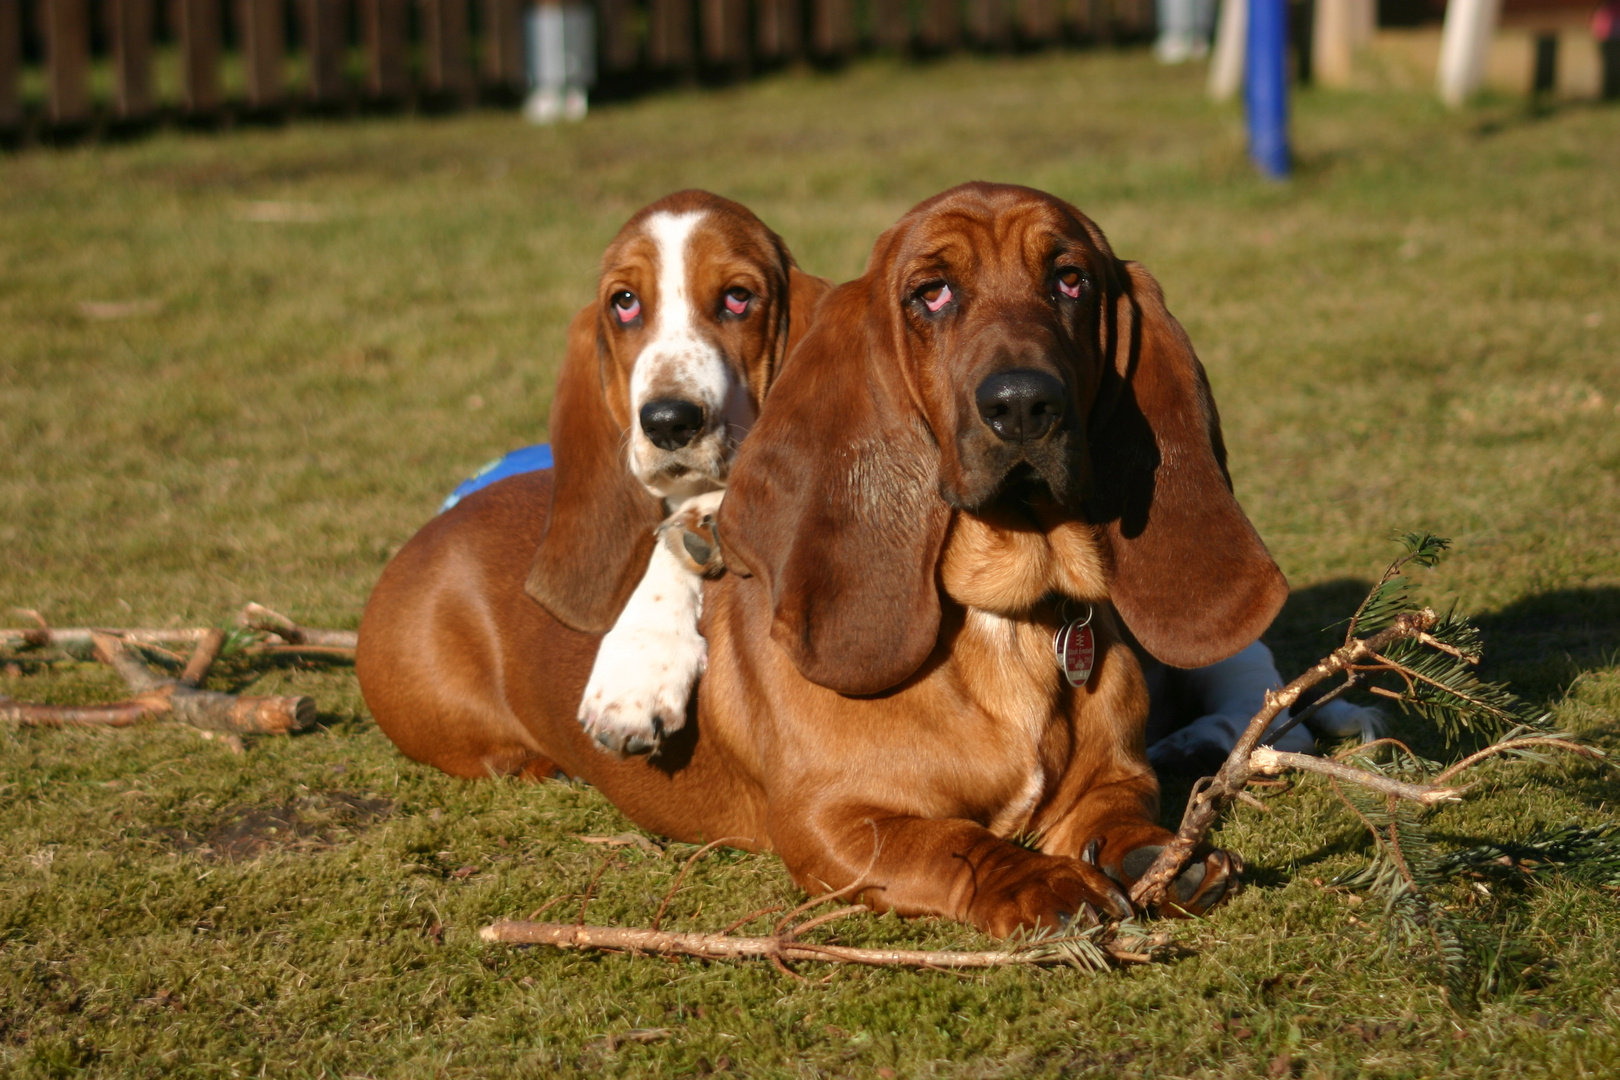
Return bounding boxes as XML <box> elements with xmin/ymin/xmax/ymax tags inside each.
<box><xmin>163</xmin><ymin>790</ymin><xmax>393</xmax><ymax>860</ymax></box>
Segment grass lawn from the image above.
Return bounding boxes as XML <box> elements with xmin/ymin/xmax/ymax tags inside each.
<box><xmin>3</xmin><ymin>50</ymin><xmax>1619</xmax><ymax>1078</ymax></box>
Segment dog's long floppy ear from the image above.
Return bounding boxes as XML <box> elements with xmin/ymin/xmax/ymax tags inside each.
<box><xmin>784</xmin><ymin>267</ymin><xmax>832</xmax><ymax>359</ymax></box>
<box><xmin>525</xmin><ymin>304</ymin><xmax>664</xmax><ymax>633</ymax></box>
<box><xmin>719</xmin><ymin>284</ymin><xmax>950</xmax><ymax>696</ymax></box>
<box><xmin>1086</xmin><ymin>261</ymin><xmax>1288</xmax><ymax>669</ymax></box>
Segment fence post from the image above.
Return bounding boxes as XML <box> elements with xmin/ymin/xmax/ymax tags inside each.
<box><xmin>650</xmin><ymin>0</ymin><xmax>695</xmax><ymax>69</ymax></box>
<box><xmin>599</xmin><ymin>0</ymin><xmax>642</xmax><ymax>70</ymax></box>
<box><xmin>1018</xmin><ymin>0</ymin><xmax>1059</xmax><ymax>44</ymax></box>
<box><xmin>240</xmin><ymin>0</ymin><xmax>287</xmax><ymax>107</ymax></box>
<box><xmin>812</xmin><ymin>0</ymin><xmax>855</xmax><ymax>56</ymax></box>
<box><xmin>873</xmin><ymin>0</ymin><xmax>909</xmax><ymax>50</ymax></box>
<box><xmin>915</xmin><ymin>0</ymin><xmax>959</xmax><ymax>49</ymax></box>
<box><xmin>422</xmin><ymin>0</ymin><xmax>475</xmax><ymax>102</ymax></box>
<box><xmin>178</xmin><ymin>0</ymin><xmax>223</xmax><ymax>112</ymax></box>
<box><xmin>1</xmin><ymin>0</ymin><xmax>22</xmax><ymax>129</ymax></box>
<box><xmin>46</xmin><ymin>0</ymin><xmax>93</xmax><ymax>123</ymax></box>
<box><xmin>966</xmin><ymin>0</ymin><xmax>1010</xmax><ymax>47</ymax></box>
<box><xmin>110</xmin><ymin>0</ymin><xmax>156</xmax><ymax>118</ymax></box>
<box><xmin>481</xmin><ymin>0</ymin><xmax>526</xmax><ymax>86</ymax></box>
<box><xmin>702</xmin><ymin>0</ymin><xmax>749</xmax><ymax>65</ymax></box>
<box><xmin>756</xmin><ymin>0</ymin><xmax>802</xmax><ymax>57</ymax></box>
<box><xmin>1312</xmin><ymin>0</ymin><xmax>1354</xmax><ymax>87</ymax></box>
<box><xmin>363</xmin><ymin>0</ymin><xmax>410</xmax><ymax>98</ymax></box>
<box><xmin>1208</xmin><ymin>0</ymin><xmax>1243</xmax><ymax>99</ymax></box>
<box><xmin>302</xmin><ymin>0</ymin><xmax>350</xmax><ymax>103</ymax></box>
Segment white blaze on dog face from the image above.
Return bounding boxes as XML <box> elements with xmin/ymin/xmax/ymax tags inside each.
<box><xmin>596</xmin><ymin>198</ymin><xmax>787</xmax><ymax>506</ymax></box>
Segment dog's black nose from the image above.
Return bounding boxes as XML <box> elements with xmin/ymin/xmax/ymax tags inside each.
<box><xmin>639</xmin><ymin>399</ymin><xmax>706</xmax><ymax>451</ymax></box>
<box><xmin>975</xmin><ymin>369</ymin><xmax>1067</xmax><ymax>443</ymax></box>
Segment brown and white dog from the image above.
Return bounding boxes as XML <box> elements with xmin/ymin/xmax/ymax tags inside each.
<box><xmin>528</xmin><ymin>190</ymin><xmax>827</xmax><ymax>755</ymax></box>
<box><xmin>361</xmin><ymin>190</ymin><xmax>828</xmax><ymax>774</ymax></box>
<box><xmin>359</xmin><ymin>183</ymin><xmax>1286</xmax><ymax>933</ymax></box>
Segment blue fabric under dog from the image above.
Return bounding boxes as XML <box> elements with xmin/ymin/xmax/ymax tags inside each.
<box><xmin>439</xmin><ymin>443</ymin><xmax>553</xmax><ymax>513</ymax></box>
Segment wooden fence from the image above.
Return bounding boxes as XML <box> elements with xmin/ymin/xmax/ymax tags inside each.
<box><xmin>0</xmin><ymin>0</ymin><xmax>1156</xmax><ymax>136</ymax></box>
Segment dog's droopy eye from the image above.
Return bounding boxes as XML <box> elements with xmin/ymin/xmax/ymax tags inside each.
<box><xmin>1056</xmin><ymin>268</ymin><xmax>1087</xmax><ymax>300</ymax></box>
<box><xmin>612</xmin><ymin>291</ymin><xmax>641</xmax><ymax>324</ymax></box>
<box><xmin>723</xmin><ymin>286</ymin><xmax>751</xmax><ymax>316</ymax></box>
<box><xmin>919</xmin><ymin>282</ymin><xmax>953</xmax><ymax>313</ymax></box>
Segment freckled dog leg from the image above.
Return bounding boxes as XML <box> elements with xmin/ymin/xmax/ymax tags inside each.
<box><xmin>577</xmin><ymin>492</ymin><xmax>722</xmax><ymax>755</ymax></box>
<box><xmin>773</xmin><ymin>808</ymin><xmax>1133</xmax><ymax>939</ymax></box>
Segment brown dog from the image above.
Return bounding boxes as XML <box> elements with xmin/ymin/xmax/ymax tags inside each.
<box><xmin>379</xmin><ymin>190</ymin><xmax>828</xmax><ymax>764</ymax></box>
<box><xmin>358</xmin><ymin>183</ymin><xmax>1286</xmax><ymax>934</ymax></box>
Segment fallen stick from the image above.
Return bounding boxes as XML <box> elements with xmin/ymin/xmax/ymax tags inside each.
<box><xmin>3</xmin><ymin>626</ymin><xmax>219</xmax><ymax>651</ymax></box>
<box><xmin>236</xmin><ymin>603</ymin><xmax>358</xmax><ymax>649</ymax></box>
<box><xmin>1248</xmin><ymin>747</ymin><xmax>1465</xmax><ymax>806</ymax></box>
<box><xmin>1130</xmin><ymin>611</ymin><xmax>1442</xmax><ymax>910</ymax></box>
<box><xmin>0</xmin><ymin>632</ymin><xmax>316</xmax><ymax>737</ymax></box>
<box><xmin>3</xmin><ymin>603</ymin><xmax>358</xmax><ymax>655</ymax></box>
<box><xmin>480</xmin><ymin>920</ymin><xmax>1165</xmax><ymax>969</ymax></box>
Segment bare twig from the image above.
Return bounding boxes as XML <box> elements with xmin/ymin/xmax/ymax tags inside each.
<box><xmin>784</xmin><ymin>905</ymin><xmax>867</xmax><ymax>940</ymax></box>
<box><xmin>1249</xmin><ymin>748</ymin><xmax>1465</xmax><ymax>806</ymax></box>
<box><xmin>1261</xmin><ymin>675</ymin><xmax>1357</xmax><ymax>749</ymax></box>
<box><xmin>180</xmin><ymin>628</ymin><xmax>227</xmax><ymax>687</ymax></box>
<box><xmin>577</xmin><ymin>858</ymin><xmax>615</xmax><ymax>927</ymax></box>
<box><xmin>1432</xmin><ymin>737</ymin><xmax>1610</xmax><ymax>785</ymax></box>
<box><xmin>651</xmin><ymin>837</ymin><xmax>747</xmax><ymax>931</ymax></box>
<box><xmin>4</xmin><ymin>622</ymin><xmax>356</xmax><ymax>654</ymax></box>
<box><xmin>720</xmin><ymin>905</ymin><xmax>785</xmax><ymax>936</ymax></box>
<box><xmin>776</xmin><ymin>880</ymin><xmax>878</xmax><ymax>936</ymax></box>
<box><xmin>236</xmin><ymin>603</ymin><xmax>357</xmax><ymax>649</ymax></box>
<box><xmin>479</xmin><ymin>920</ymin><xmax>1163</xmax><ymax>969</ymax></box>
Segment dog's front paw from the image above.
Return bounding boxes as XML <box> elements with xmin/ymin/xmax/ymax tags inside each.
<box><xmin>578</xmin><ymin>625</ymin><xmax>706</xmax><ymax>756</ymax></box>
<box><xmin>1111</xmin><ymin>843</ymin><xmax>1244</xmax><ymax>917</ymax></box>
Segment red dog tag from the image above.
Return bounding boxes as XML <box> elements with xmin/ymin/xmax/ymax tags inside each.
<box><xmin>1053</xmin><ymin>611</ymin><xmax>1096</xmax><ymax>688</ymax></box>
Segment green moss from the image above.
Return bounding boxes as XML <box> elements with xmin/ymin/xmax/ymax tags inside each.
<box><xmin>2</xmin><ymin>50</ymin><xmax>1617</xmax><ymax>1078</ymax></box>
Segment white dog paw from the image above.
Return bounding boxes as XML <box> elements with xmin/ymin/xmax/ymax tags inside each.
<box><xmin>578</xmin><ymin>627</ymin><xmax>706</xmax><ymax>756</ymax></box>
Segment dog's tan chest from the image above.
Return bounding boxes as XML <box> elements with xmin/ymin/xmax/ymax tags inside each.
<box><xmin>934</xmin><ymin>509</ymin><xmax>1119</xmax><ymax>838</ymax></box>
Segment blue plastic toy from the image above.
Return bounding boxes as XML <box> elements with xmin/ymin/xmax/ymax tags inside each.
<box><xmin>439</xmin><ymin>444</ymin><xmax>554</xmax><ymax>513</ymax></box>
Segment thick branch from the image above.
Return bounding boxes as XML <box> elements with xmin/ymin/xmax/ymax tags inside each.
<box><xmin>0</xmin><ymin>699</ymin><xmax>152</xmax><ymax>727</ymax></box>
<box><xmin>3</xmin><ymin>633</ymin><xmax>316</xmax><ymax>737</ymax></box>
<box><xmin>480</xmin><ymin>920</ymin><xmax>1161</xmax><ymax>968</ymax></box>
<box><xmin>1130</xmin><ymin>609</ymin><xmax>1440</xmax><ymax>909</ymax></box>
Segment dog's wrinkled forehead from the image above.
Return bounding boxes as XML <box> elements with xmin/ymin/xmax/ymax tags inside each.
<box><xmin>876</xmin><ymin>184</ymin><xmax>1111</xmax><ymax>294</ymax></box>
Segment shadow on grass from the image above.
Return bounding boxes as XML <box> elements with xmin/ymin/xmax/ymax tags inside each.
<box><xmin>1266</xmin><ymin>580</ymin><xmax>1620</xmax><ymax>711</ymax></box>
<box><xmin>1473</xmin><ymin>587</ymin><xmax>1620</xmax><ymax>707</ymax></box>
<box><xmin>1154</xmin><ymin>580</ymin><xmax>1620</xmax><ymax>880</ymax></box>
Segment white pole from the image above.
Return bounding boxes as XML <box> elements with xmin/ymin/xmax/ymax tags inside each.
<box><xmin>1209</xmin><ymin>0</ymin><xmax>1247</xmax><ymax>100</ymax></box>
<box><xmin>1437</xmin><ymin>0</ymin><xmax>1501</xmax><ymax>106</ymax></box>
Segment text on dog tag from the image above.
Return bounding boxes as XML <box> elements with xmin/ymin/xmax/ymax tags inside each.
<box><xmin>1053</xmin><ymin>619</ymin><xmax>1096</xmax><ymax>688</ymax></box>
